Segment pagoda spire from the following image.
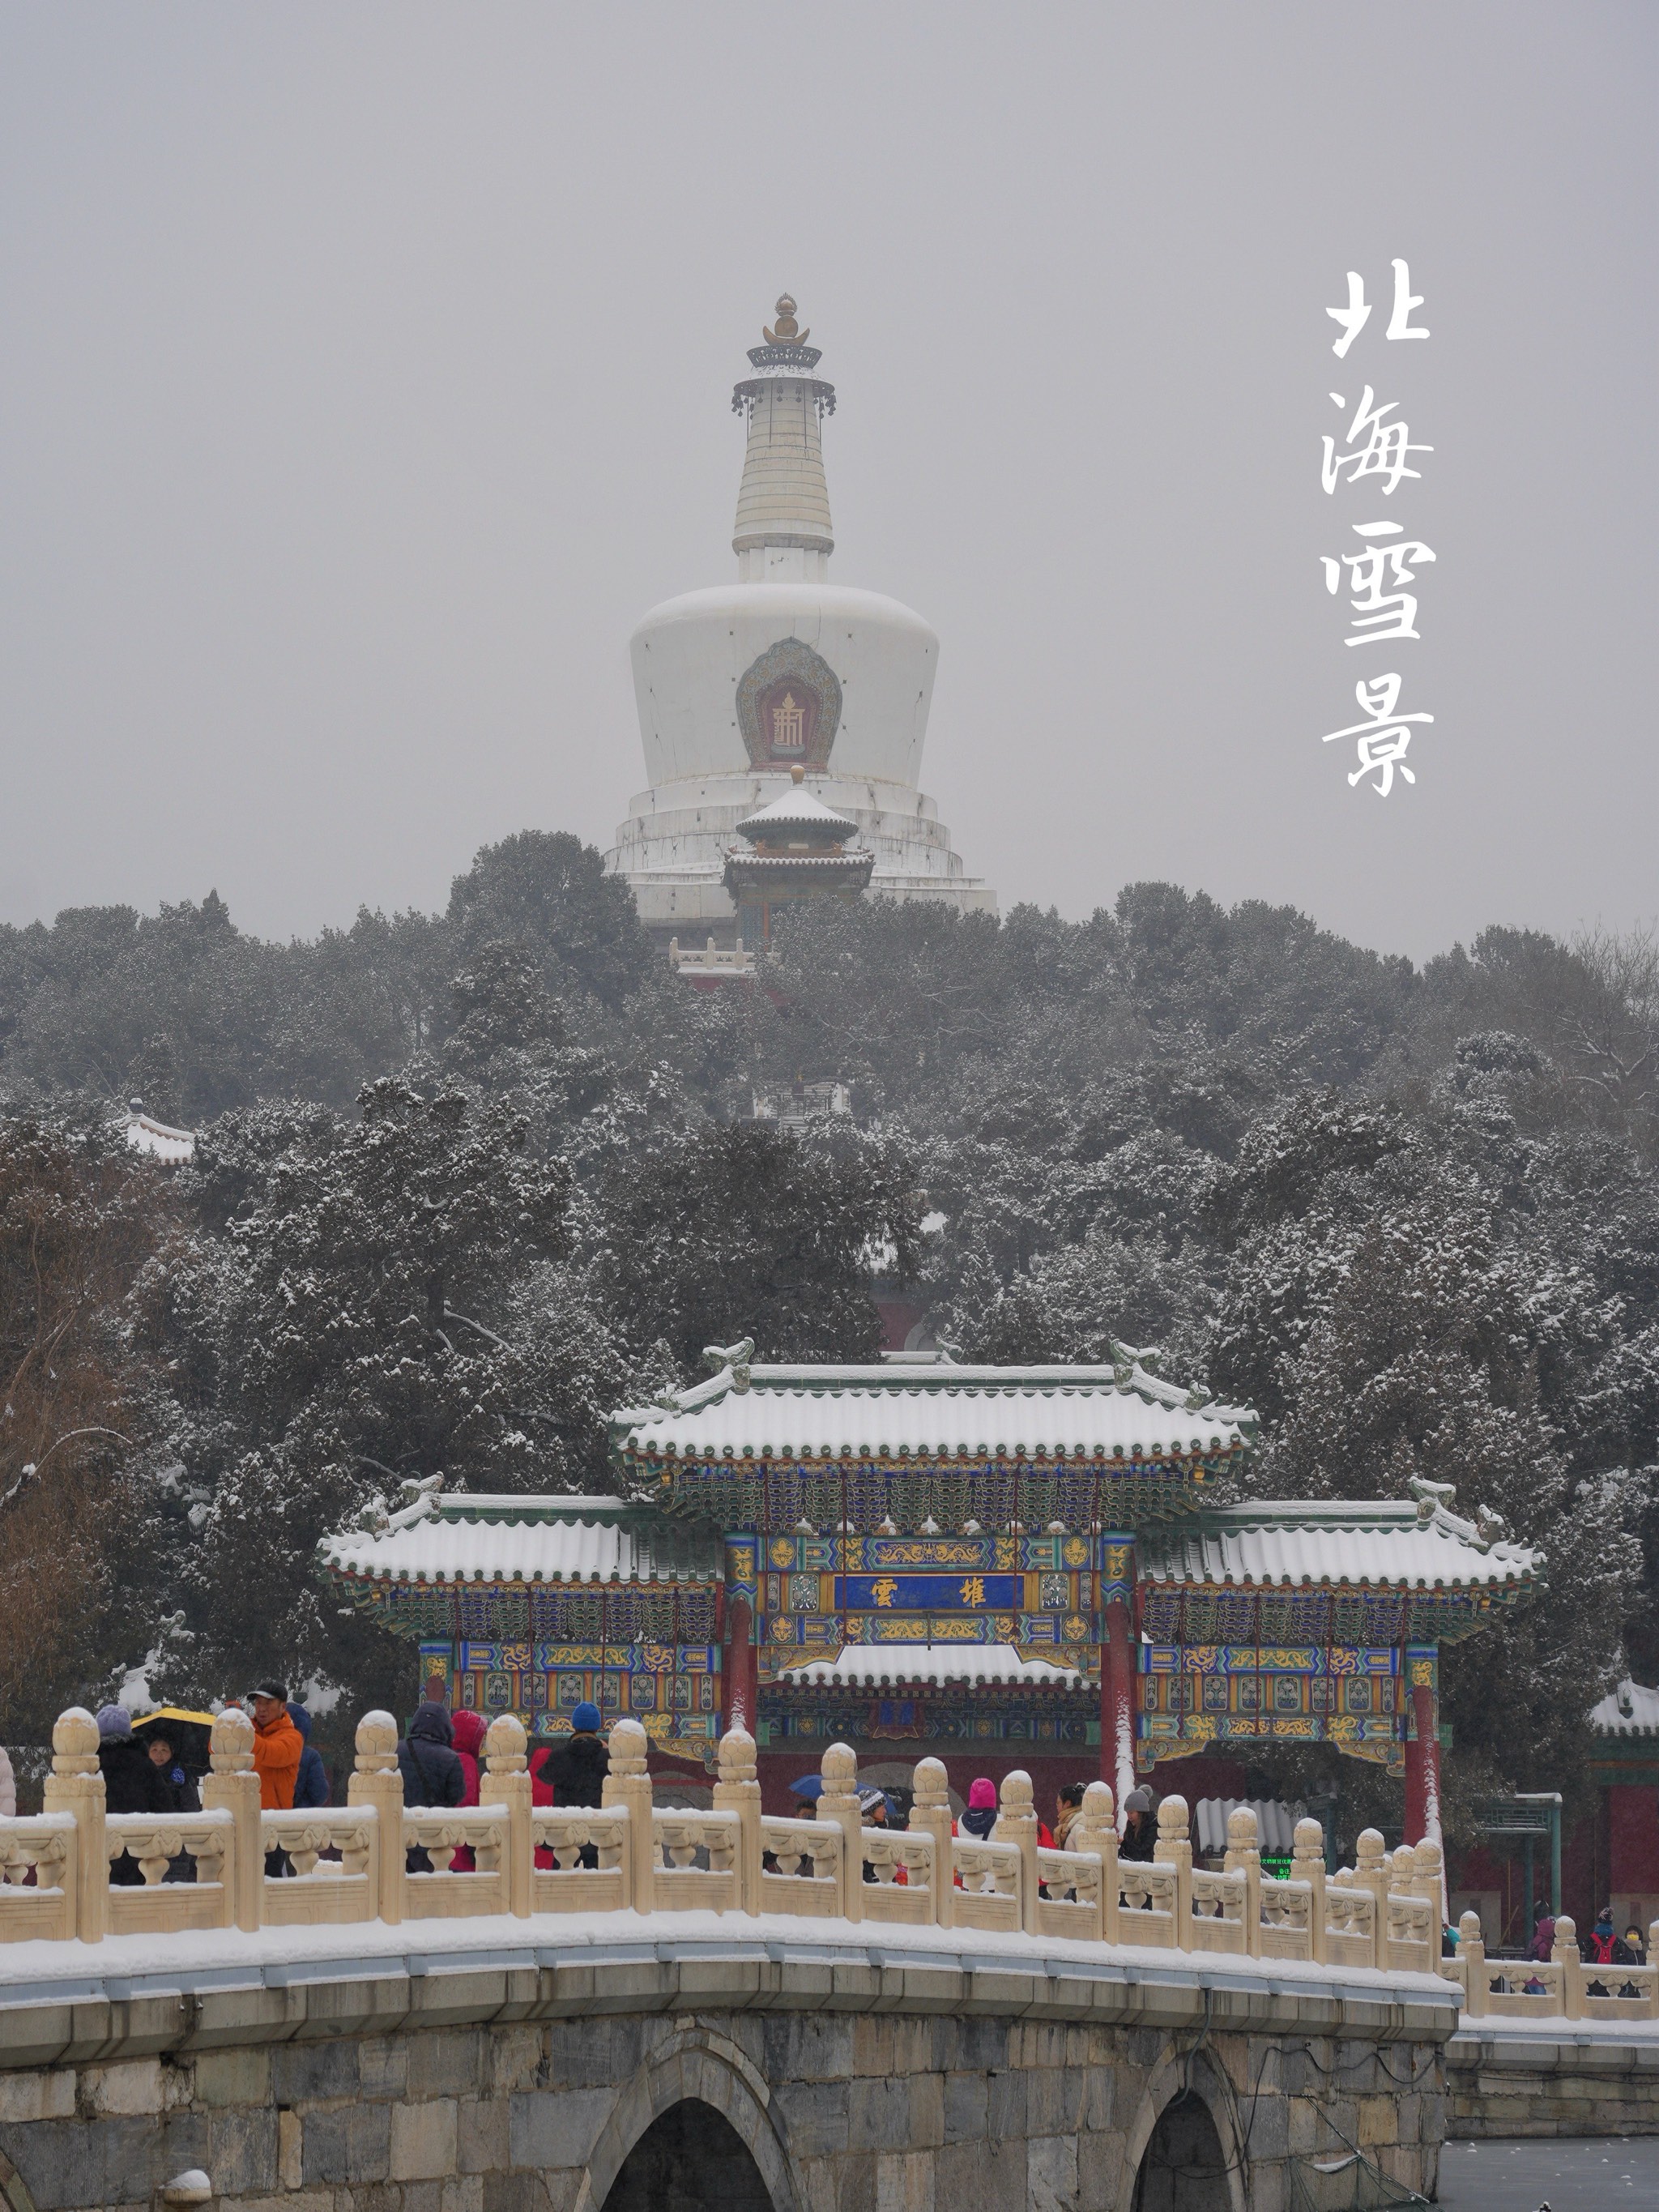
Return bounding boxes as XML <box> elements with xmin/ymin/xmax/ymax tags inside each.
<box><xmin>731</xmin><ymin>294</ymin><xmax>837</xmax><ymax>582</ymax></box>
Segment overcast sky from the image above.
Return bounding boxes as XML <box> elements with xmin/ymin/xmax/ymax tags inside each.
<box><xmin>2</xmin><ymin>5</ymin><xmax>1654</xmax><ymax>963</ymax></box>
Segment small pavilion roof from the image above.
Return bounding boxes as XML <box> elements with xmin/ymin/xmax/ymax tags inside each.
<box><xmin>1139</xmin><ymin>1501</ymin><xmax>1541</xmax><ymax>1594</ymax></box>
<box><xmin>776</xmin><ymin>1642</ymin><xmax>1085</xmax><ymax>1690</ymax></box>
<box><xmin>1589</xmin><ymin>1678</ymin><xmax>1659</xmax><ymax>1737</ymax></box>
<box><xmin>736</xmin><ymin>785</ymin><xmax>859</xmax><ymax>842</ymax></box>
<box><xmin>318</xmin><ymin>1492</ymin><xmax>721</xmax><ymax>1588</ymax></box>
<box><xmin>124</xmin><ymin>1105</ymin><xmax>195</xmax><ymax>1164</ymax></box>
<box><xmin>614</xmin><ymin>1358</ymin><xmax>1255</xmax><ymax>1466</ymax></box>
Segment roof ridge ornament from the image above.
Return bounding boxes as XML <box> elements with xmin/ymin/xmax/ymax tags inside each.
<box><xmin>388</xmin><ymin>1473</ymin><xmax>444</xmax><ymax>1529</ymax></box>
<box><xmin>1110</xmin><ymin>1338</ymin><xmax>1161</xmax><ymax>1388</ymax></box>
<box><xmin>1408</xmin><ymin>1475</ymin><xmax>1457</xmax><ymax>1527</ymax></box>
<box><xmin>702</xmin><ymin>1335</ymin><xmax>755</xmax><ymax>1394</ymax></box>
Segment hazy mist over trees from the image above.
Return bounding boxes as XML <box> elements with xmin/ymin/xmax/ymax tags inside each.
<box><xmin>5</xmin><ymin>830</ymin><xmax>1659</xmax><ymax>1839</ymax></box>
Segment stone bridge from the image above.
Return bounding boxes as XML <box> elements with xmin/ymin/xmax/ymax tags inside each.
<box><xmin>0</xmin><ymin>1706</ymin><xmax>1465</xmax><ymax>2210</ymax></box>
<box><xmin>0</xmin><ymin>1931</ymin><xmax>1453</xmax><ymax>2212</ymax></box>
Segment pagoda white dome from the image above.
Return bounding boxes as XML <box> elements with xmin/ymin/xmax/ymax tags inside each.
<box><xmin>604</xmin><ymin>298</ymin><xmax>995</xmax><ymax>947</ymax></box>
<box><xmin>630</xmin><ymin>580</ymin><xmax>937</xmax><ymax>793</ymax></box>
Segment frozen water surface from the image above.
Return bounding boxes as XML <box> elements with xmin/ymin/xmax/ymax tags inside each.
<box><xmin>1438</xmin><ymin>2136</ymin><xmax>1659</xmax><ymax>2209</ymax></box>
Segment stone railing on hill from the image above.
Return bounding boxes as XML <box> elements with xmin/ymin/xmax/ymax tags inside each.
<box><xmin>0</xmin><ymin>1704</ymin><xmax>1447</xmax><ymax>1973</ymax></box>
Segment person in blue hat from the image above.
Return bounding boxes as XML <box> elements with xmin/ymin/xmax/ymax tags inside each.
<box><xmin>531</xmin><ymin>1701</ymin><xmax>611</xmax><ymax>1869</ymax></box>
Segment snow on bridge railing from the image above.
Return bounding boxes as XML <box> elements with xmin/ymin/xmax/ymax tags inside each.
<box><xmin>0</xmin><ymin>1704</ymin><xmax>1450</xmax><ymax>1977</ymax></box>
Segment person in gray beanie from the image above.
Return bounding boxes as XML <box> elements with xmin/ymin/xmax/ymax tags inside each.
<box><xmin>96</xmin><ymin>1704</ymin><xmax>167</xmax><ymax>1883</ymax></box>
<box><xmin>1120</xmin><ymin>1785</ymin><xmax>1158</xmax><ymax>1864</ymax></box>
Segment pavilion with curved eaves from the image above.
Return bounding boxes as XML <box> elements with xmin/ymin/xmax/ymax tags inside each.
<box><xmin>322</xmin><ymin>1345</ymin><xmax>1539</xmax><ymax>1839</ymax></box>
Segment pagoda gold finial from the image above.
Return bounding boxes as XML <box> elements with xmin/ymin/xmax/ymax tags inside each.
<box><xmin>791</xmin><ymin>764</ymin><xmax>805</xmax><ymax>784</ymax></box>
<box><xmin>764</xmin><ymin>293</ymin><xmax>808</xmax><ymax>345</ymax></box>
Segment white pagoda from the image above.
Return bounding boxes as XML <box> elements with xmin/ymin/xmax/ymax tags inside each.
<box><xmin>604</xmin><ymin>296</ymin><xmax>996</xmax><ymax>953</ymax></box>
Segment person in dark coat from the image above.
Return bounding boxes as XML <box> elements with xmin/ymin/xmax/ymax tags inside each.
<box><xmin>288</xmin><ymin>1703</ymin><xmax>331</xmax><ymax>1810</ymax></box>
<box><xmin>399</xmin><ymin>1703</ymin><xmax>464</xmax><ymax>1875</ymax></box>
<box><xmin>530</xmin><ymin>1703</ymin><xmax>610</xmax><ymax>1868</ymax></box>
<box><xmin>1120</xmin><ymin>1787</ymin><xmax>1157</xmax><ymax>1863</ymax></box>
<box><xmin>143</xmin><ymin>1728</ymin><xmax>201</xmax><ymax>1813</ymax></box>
<box><xmin>96</xmin><ymin>1705</ymin><xmax>167</xmax><ymax>1885</ymax></box>
<box><xmin>534</xmin><ymin>1703</ymin><xmax>610</xmax><ymax>1807</ymax></box>
<box><xmin>142</xmin><ymin>1727</ymin><xmax>201</xmax><ymax>1884</ymax></box>
<box><xmin>399</xmin><ymin>1703</ymin><xmax>464</xmax><ymax>1808</ymax></box>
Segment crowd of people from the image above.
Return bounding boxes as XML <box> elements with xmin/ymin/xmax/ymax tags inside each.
<box><xmin>38</xmin><ymin>1698</ymin><xmax>1642</xmax><ymax>1959</ymax></box>
<box><xmin>1</xmin><ymin>1692</ymin><xmax>1175</xmax><ymax>1890</ymax></box>
<box><xmin>775</xmin><ymin>1767</ymin><xmax>1158</xmax><ymax>1885</ymax></box>
<box><xmin>77</xmin><ymin>1684</ymin><xmax>621</xmax><ymax>1881</ymax></box>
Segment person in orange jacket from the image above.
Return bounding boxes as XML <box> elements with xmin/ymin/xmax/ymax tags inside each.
<box><xmin>248</xmin><ymin>1680</ymin><xmax>303</xmax><ymax>1810</ymax></box>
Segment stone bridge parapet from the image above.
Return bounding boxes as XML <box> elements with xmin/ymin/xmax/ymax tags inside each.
<box><xmin>0</xmin><ymin>1934</ymin><xmax>1454</xmax><ymax>2212</ymax></box>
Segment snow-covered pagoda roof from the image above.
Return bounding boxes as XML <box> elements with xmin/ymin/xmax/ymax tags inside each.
<box><xmin>1589</xmin><ymin>1679</ymin><xmax>1659</xmax><ymax>1738</ymax></box>
<box><xmin>318</xmin><ymin>1492</ymin><xmax>721</xmax><ymax>1589</ymax></box>
<box><xmin>614</xmin><ymin>1356</ymin><xmax>1255</xmax><ymax>1466</ymax></box>
<box><xmin>1139</xmin><ymin>1500</ymin><xmax>1542</xmax><ymax>1593</ymax></box>
<box><xmin>776</xmin><ymin>1642</ymin><xmax>1085</xmax><ymax>1691</ymax></box>
<box><xmin>735</xmin><ymin>784</ymin><xmax>860</xmax><ymax>843</ymax></box>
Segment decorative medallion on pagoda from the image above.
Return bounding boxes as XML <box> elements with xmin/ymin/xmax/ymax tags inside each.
<box><xmin>736</xmin><ymin>638</ymin><xmax>843</xmax><ymax>770</ymax></box>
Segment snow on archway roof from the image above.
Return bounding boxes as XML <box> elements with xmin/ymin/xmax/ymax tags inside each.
<box><xmin>776</xmin><ymin>1642</ymin><xmax>1085</xmax><ymax>1690</ymax></box>
<box><xmin>1140</xmin><ymin>1501</ymin><xmax>1541</xmax><ymax>1592</ymax></box>
<box><xmin>614</xmin><ymin>1357</ymin><xmax>1256</xmax><ymax>1464</ymax></box>
<box><xmin>320</xmin><ymin>1493</ymin><xmax>721</xmax><ymax>1586</ymax></box>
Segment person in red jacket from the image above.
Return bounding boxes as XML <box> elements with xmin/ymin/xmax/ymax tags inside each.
<box><xmin>528</xmin><ymin>1716</ymin><xmax>560</xmax><ymax>1868</ymax></box>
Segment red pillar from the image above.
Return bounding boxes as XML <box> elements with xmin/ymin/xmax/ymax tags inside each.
<box><xmin>723</xmin><ymin>1594</ymin><xmax>756</xmax><ymax>1736</ymax></box>
<box><xmin>1102</xmin><ymin>1599</ymin><xmax>1137</xmax><ymax>1819</ymax></box>
<box><xmin>1404</xmin><ymin>1663</ymin><xmax>1441</xmax><ymax>1843</ymax></box>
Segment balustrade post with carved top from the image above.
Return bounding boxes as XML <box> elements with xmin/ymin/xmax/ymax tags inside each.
<box><xmin>908</xmin><ymin>1757</ymin><xmax>954</xmax><ymax>1929</ymax></box>
<box><xmin>1075</xmin><ymin>1782</ymin><xmax>1116</xmax><ymax>1944</ymax></box>
<box><xmin>1293</xmin><ymin>1816</ymin><xmax>1328</xmax><ymax>1964</ymax></box>
<box><xmin>1224</xmin><ymin>1805</ymin><xmax>1262</xmax><ymax>1957</ymax></box>
<box><xmin>714</xmin><ymin>1727</ymin><xmax>761</xmax><ymax>1918</ymax></box>
<box><xmin>820</xmin><ymin>1740</ymin><xmax>863</xmax><ymax>1924</ymax></box>
<box><xmin>993</xmin><ymin>1770</ymin><xmax>1040</xmax><ymax>1936</ymax></box>
<box><xmin>1552</xmin><ymin>1913</ymin><xmax>1583</xmax><ymax>2019</ymax></box>
<box><xmin>480</xmin><ymin>1715</ymin><xmax>531</xmax><ymax>1918</ymax></box>
<box><xmin>348</xmin><ymin>1710</ymin><xmax>404</xmax><ymax>1926</ymax></box>
<box><xmin>1414</xmin><ymin>1835</ymin><xmax>1448</xmax><ymax>1928</ymax></box>
<box><xmin>1355</xmin><ymin>1829</ymin><xmax>1389</xmax><ymax>1970</ymax></box>
<box><xmin>42</xmin><ymin>1707</ymin><xmax>103</xmax><ymax>1944</ymax></box>
<box><xmin>1457</xmin><ymin>1910</ymin><xmax>1486</xmax><ymax>2016</ymax></box>
<box><xmin>1157</xmin><ymin>1795</ymin><xmax>1192</xmax><ymax>1950</ymax></box>
<box><xmin>198</xmin><ymin>1706</ymin><xmax>260</xmax><ymax>1932</ymax></box>
<box><xmin>600</xmin><ymin>1719</ymin><xmax>653</xmax><ymax>1915</ymax></box>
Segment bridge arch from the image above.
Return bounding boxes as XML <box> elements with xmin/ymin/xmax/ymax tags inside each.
<box><xmin>1121</xmin><ymin>2044</ymin><xmax>1248</xmax><ymax>2212</ymax></box>
<box><xmin>575</xmin><ymin>2026</ymin><xmax>802</xmax><ymax>2212</ymax></box>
